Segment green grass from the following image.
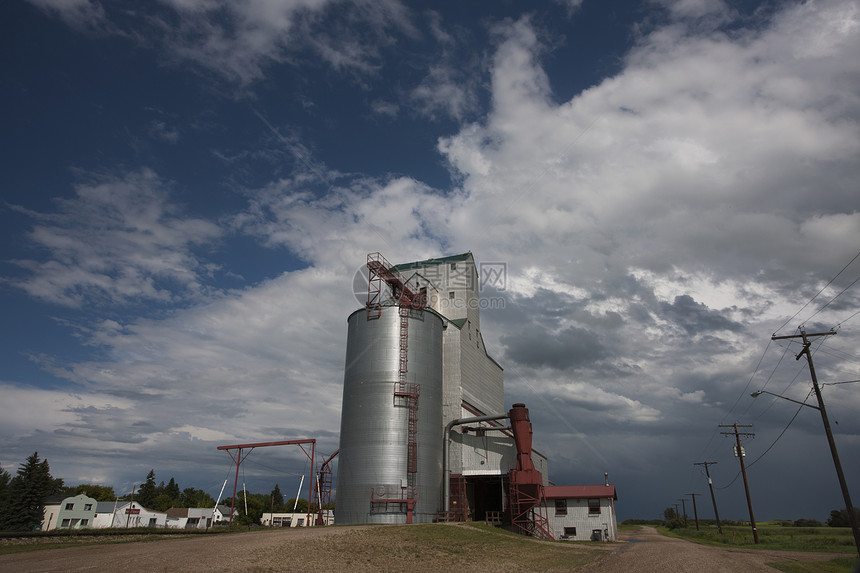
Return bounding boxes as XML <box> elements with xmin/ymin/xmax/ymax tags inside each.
<box><xmin>659</xmin><ymin>524</ymin><xmax>857</xmax><ymax>553</ymax></box>
<box><xmin>656</xmin><ymin>524</ymin><xmax>859</xmax><ymax>573</ymax></box>
<box><xmin>0</xmin><ymin>532</ymin><xmax>186</xmax><ymax>555</ymax></box>
<box><xmin>767</xmin><ymin>557</ymin><xmax>859</xmax><ymax>573</ymax></box>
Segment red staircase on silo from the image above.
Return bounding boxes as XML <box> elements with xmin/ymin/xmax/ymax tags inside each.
<box><xmin>365</xmin><ymin>252</ymin><xmax>426</xmax><ymax>523</ymax></box>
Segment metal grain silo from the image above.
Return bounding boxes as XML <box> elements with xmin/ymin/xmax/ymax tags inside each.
<box><xmin>336</xmin><ymin>306</ymin><xmax>444</xmax><ymax>524</ymax></box>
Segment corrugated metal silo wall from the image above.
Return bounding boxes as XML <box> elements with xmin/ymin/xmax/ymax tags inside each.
<box><xmin>336</xmin><ymin>306</ymin><xmax>444</xmax><ymax>524</ymax></box>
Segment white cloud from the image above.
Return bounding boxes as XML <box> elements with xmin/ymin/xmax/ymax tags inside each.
<box><xmin>7</xmin><ymin>169</ymin><xmax>222</xmax><ymax>307</ymax></box>
<box><xmin>26</xmin><ymin>0</ymin><xmax>108</xmax><ymax>31</ymax></box>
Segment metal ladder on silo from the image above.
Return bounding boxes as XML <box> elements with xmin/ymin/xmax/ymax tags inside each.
<box><xmin>395</xmin><ymin>306</ymin><xmax>420</xmax><ymax>488</ymax></box>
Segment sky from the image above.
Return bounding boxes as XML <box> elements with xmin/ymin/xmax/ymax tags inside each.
<box><xmin>1</xmin><ymin>0</ymin><xmax>859</xmax><ymax>522</ymax></box>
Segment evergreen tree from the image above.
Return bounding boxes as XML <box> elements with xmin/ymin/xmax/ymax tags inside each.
<box><xmin>165</xmin><ymin>478</ymin><xmax>180</xmax><ymax>501</ymax></box>
<box><xmin>0</xmin><ymin>464</ymin><xmax>10</xmax><ymax>513</ymax></box>
<box><xmin>137</xmin><ymin>470</ymin><xmax>157</xmax><ymax>509</ymax></box>
<box><xmin>270</xmin><ymin>484</ymin><xmax>284</xmax><ymax>512</ymax></box>
<box><xmin>0</xmin><ymin>452</ymin><xmax>62</xmax><ymax>531</ymax></box>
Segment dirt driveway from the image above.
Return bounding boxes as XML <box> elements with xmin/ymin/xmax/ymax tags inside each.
<box><xmin>583</xmin><ymin>526</ymin><xmax>852</xmax><ymax>573</ymax></box>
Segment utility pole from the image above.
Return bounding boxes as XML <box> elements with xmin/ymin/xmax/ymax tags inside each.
<box><xmin>679</xmin><ymin>498</ymin><xmax>688</xmax><ymax>528</ymax></box>
<box><xmin>771</xmin><ymin>328</ymin><xmax>860</xmax><ymax>558</ymax></box>
<box><xmin>673</xmin><ymin>503</ymin><xmax>681</xmax><ymax>522</ymax></box>
<box><xmin>694</xmin><ymin>461</ymin><xmax>722</xmax><ymax>533</ymax></box>
<box><xmin>720</xmin><ymin>423</ymin><xmax>758</xmax><ymax>543</ymax></box>
<box><xmin>686</xmin><ymin>493</ymin><xmax>701</xmax><ymax>530</ymax></box>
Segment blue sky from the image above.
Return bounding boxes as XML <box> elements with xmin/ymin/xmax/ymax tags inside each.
<box><xmin>2</xmin><ymin>0</ymin><xmax>859</xmax><ymax>522</ymax></box>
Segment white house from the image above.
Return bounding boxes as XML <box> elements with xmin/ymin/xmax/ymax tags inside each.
<box><xmin>542</xmin><ymin>484</ymin><xmax>618</xmax><ymax>541</ymax></box>
<box><xmin>212</xmin><ymin>504</ymin><xmax>238</xmax><ymax>524</ymax></box>
<box><xmin>261</xmin><ymin>510</ymin><xmax>334</xmax><ymax>527</ymax></box>
<box><xmin>92</xmin><ymin>501</ymin><xmax>167</xmax><ymax>528</ymax></box>
<box><xmin>166</xmin><ymin>507</ymin><xmax>214</xmax><ymax>529</ymax></box>
<box><xmin>42</xmin><ymin>494</ymin><xmax>98</xmax><ymax>531</ymax></box>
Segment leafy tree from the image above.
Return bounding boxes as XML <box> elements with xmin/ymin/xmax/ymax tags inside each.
<box><xmin>153</xmin><ymin>493</ymin><xmax>175</xmax><ymax>512</ymax></box>
<box><xmin>0</xmin><ymin>452</ymin><xmax>63</xmax><ymax>531</ymax></box>
<box><xmin>285</xmin><ymin>497</ymin><xmax>310</xmax><ymax>513</ymax></box>
<box><xmin>181</xmin><ymin>487</ymin><xmax>215</xmax><ymax>508</ymax></box>
<box><xmin>827</xmin><ymin>507</ymin><xmax>860</xmax><ymax>527</ymax></box>
<box><xmin>270</xmin><ymin>484</ymin><xmax>284</xmax><ymax>512</ymax></box>
<box><xmin>66</xmin><ymin>484</ymin><xmax>116</xmax><ymax>501</ymax></box>
<box><xmin>663</xmin><ymin>507</ymin><xmax>677</xmax><ymax>521</ymax></box>
<box><xmin>137</xmin><ymin>470</ymin><xmax>157</xmax><ymax>509</ymax></box>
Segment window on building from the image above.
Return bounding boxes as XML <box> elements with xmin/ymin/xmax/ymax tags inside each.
<box><xmin>84</xmin><ymin>504</ymin><xmax>93</xmax><ymax>511</ymax></box>
<box><xmin>80</xmin><ymin>519</ymin><xmax>89</xmax><ymax>526</ymax></box>
<box><xmin>449</xmin><ymin>291</ymin><xmax>455</xmax><ymax>299</ymax></box>
<box><xmin>450</xmin><ymin>263</ymin><xmax>457</xmax><ymax>270</ymax></box>
<box><xmin>588</xmin><ymin>499</ymin><xmax>601</xmax><ymax>515</ymax></box>
<box><xmin>149</xmin><ymin>518</ymin><xmax>157</xmax><ymax>527</ymax></box>
<box><xmin>61</xmin><ymin>519</ymin><xmax>70</xmax><ymax>527</ymax></box>
<box><xmin>554</xmin><ymin>499</ymin><xmax>567</xmax><ymax>516</ymax></box>
<box><xmin>65</xmin><ymin>503</ymin><xmax>74</xmax><ymax>510</ymax></box>
<box><xmin>563</xmin><ymin>527</ymin><xmax>577</xmax><ymax>537</ymax></box>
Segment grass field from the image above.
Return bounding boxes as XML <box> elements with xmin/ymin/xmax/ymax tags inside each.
<box><xmin>659</xmin><ymin>523</ymin><xmax>857</xmax><ymax>553</ymax></box>
<box><xmin>658</xmin><ymin>524</ymin><xmax>859</xmax><ymax>573</ymax></box>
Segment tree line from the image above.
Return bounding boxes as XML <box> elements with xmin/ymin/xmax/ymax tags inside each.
<box><xmin>0</xmin><ymin>452</ymin><xmax>330</xmax><ymax>531</ymax></box>
<box><xmin>660</xmin><ymin>506</ymin><xmax>859</xmax><ymax>529</ymax></box>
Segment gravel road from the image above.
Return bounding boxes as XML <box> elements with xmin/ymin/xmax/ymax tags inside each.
<box><xmin>583</xmin><ymin>526</ymin><xmax>853</xmax><ymax>573</ymax></box>
<box><xmin>0</xmin><ymin>524</ymin><xmax>854</xmax><ymax>573</ymax></box>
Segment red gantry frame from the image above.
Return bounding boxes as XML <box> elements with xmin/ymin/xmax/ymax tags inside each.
<box><xmin>217</xmin><ymin>439</ymin><xmax>315</xmax><ymax>532</ymax></box>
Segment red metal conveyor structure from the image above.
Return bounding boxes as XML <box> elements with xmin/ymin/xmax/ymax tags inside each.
<box><xmin>507</xmin><ymin>403</ymin><xmax>553</xmax><ymax>539</ymax></box>
<box><xmin>217</xmin><ymin>439</ymin><xmax>315</xmax><ymax>532</ymax></box>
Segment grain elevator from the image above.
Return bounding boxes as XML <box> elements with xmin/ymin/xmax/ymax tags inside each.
<box><xmin>336</xmin><ymin>253</ymin><xmax>549</xmax><ymax>528</ymax></box>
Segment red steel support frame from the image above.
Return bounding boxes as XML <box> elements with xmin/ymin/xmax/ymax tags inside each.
<box><xmin>217</xmin><ymin>439</ymin><xmax>315</xmax><ymax>532</ymax></box>
<box><xmin>316</xmin><ymin>449</ymin><xmax>339</xmax><ymax>525</ymax></box>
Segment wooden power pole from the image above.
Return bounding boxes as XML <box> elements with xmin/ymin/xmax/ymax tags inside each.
<box><xmin>694</xmin><ymin>461</ymin><xmax>722</xmax><ymax>533</ymax></box>
<box><xmin>771</xmin><ymin>328</ymin><xmax>860</xmax><ymax>558</ymax></box>
<box><xmin>686</xmin><ymin>493</ymin><xmax>701</xmax><ymax>530</ymax></box>
<box><xmin>720</xmin><ymin>423</ymin><xmax>758</xmax><ymax>543</ymax></box>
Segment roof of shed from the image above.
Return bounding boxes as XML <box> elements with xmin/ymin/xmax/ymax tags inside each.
<box><xmin>544</xmin><ymin>485</ymin><xmax>617</xmax><ymax>500</ymax></box>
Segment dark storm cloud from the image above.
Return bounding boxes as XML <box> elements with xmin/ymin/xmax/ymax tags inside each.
<box><xmin>659</xmin><ymin>294</ymin><xmax>743</xmax><ymax>335</ymax></box>
<box><xmin>501</xmin><ymin>323</ymin><xmax>609</xmax><ymax>370</ymax></box>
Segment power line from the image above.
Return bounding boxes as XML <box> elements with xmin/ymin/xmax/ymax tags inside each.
<box><xmin>774</xmin><ymin>248</ymin><xmax>860</xmax><ymax>335</ymax></box>
<box><xmin>745</xmin><ymin>392</ymin><xmax>810</xmax><ymax>471</ymax></box>
<box><xmin>834</xmin><ymin>307</ymin><xmax>860</xmax><ymax>330</ymax></box>
<box><xmin>801</xmin><ymin>273</ymin><xmax>860</xmax><ymax>326</ymax></box>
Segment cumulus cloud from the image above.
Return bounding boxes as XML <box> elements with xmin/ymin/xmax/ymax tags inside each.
<box><xmin>5</xmin><ymin>1</ymin><xmax>860</xmax><ymax>518</ymax></box>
